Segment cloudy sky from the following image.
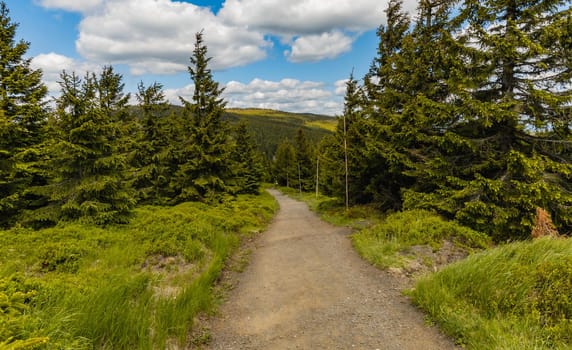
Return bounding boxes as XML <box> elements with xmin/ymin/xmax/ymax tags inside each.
<box><xmin>9</xmin><ymin>0</ymin><xmax>418</xmax><ymax>115</ymax></box>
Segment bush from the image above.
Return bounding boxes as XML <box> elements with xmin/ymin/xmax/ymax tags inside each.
<box><xmin>37</xmin><ymin>242</ymin><xmax>87</xmax><ymax>273</ymax></box>
<box><xmin>0</xmin><ymin>288</ymin><xmax>48</xmax><ymax>349</ymax></box>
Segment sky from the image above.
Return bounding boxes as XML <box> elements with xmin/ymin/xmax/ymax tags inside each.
<box><xmin>8</xmin><ymin>0</ymin><xmax>420</xmax><ymax>116</ymax></box>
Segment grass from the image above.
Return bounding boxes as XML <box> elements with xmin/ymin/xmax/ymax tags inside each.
<box><xmin>277</xmin><ymin>188</ymin><xmax>571</xmax><ymax>348</ymax></box>
<box><xmin>0</xmin><ymin>192</ymin><xmax>278</xmax><ymax>349</ymax></box>
<box><xmin>305</xmin><ymin>119</ymin><xmax>337</xmax><ymax>132</ymax></box>
<box><xmin>352</xmin><ymin>209</ymin><xmax>491</xmax><ymax>269</ymax></box>
<box><xmin>278</xmin><ymin>187</ymin><xmax>382</xmax><ymax>228</ymax></box>
<box><xmin>410</xmin><ymin>237</ymin><xmax>572</xmax><ymax>349</ymax></box>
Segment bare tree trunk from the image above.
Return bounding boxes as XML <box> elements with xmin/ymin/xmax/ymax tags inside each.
<box><xmin>298</xmin><ymin>163</ymin><xmax>302</xmax><ymax>194</ymax></box>
<box><xmin>315</xmin><ymin>156</ymin><xmax>319</xmax><ymax>198</ymax></box>
<box><xmin>343</xmin><ymin>113</ymin><xmax>349</xmax><ymax>211</ymax></box>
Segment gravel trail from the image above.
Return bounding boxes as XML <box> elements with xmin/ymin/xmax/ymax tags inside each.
<box><xmin>207</xmin><ymin>189</ymin><xmax>457</xmax><ymax>349</ymax></box>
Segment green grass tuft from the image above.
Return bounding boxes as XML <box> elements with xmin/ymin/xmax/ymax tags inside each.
<box><xmin>411</xmin><ymin>237</ymin><xmax>572</xmax><ymax>349</ymax></box>
<box><xmin>352</xmin><ymin>209</ymin><xmax>491</xmax><ymax>269</ymax></box>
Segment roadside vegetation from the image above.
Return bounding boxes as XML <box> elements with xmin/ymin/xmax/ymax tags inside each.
<box><xmin>412</xmin><ymin>238</ymin><xmax>572</xmax><ymax>349</ymax></box>
<box><xmin>0</xmin><ymin>192</ymin><xmax>278</xmax><ymax>349</ymax></box>
<box><xmin>284</xmin><ymin>187</ymin><xmax>571</xmax><ymax>349</ymax></box>
<box><xmin>1</xmin><ymin>0</ymin><xmax>571</xmax><ymax>347</ymax></box>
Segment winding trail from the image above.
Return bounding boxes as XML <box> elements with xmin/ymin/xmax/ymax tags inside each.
<box><xmin>207</xmin><ymin>189</ymin><xmax>457</xmax><ymax>349</ymax></box>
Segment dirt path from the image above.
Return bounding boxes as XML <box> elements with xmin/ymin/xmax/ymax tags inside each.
<box><xmin>207</xmin><ymin>189</ymin><xmax>457</xmax><ymax>349</ymax></box>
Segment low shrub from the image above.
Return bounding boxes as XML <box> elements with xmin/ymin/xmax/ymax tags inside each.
<box><xmin>0</xmin><ymin>191</ymin><xmax>278</xmax><ymax>349</ymax></box>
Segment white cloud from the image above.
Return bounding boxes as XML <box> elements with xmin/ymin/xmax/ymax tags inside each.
<box><xmin>218</xmin><ymin>0</ymin><xmax>421</xmax><ymax>62</ymax></box>
<box><xmin>286</xmin><ymin>31</ymin><xmax>353</xmax><ymax>62</ymax></box>
<box><xmin>219</xmin><ymin>0</ymin><xmax>388</xmax><ymax>35</ymax></box>
<box><xmin>334</xmin><ymin>79</ymin><xmax>349</xmax><ymax>96</ymax></box>
<box><xmin>165</xmin><ymin>78</ymin><xmax>344</xmax><ymax>115</ymax></box>
<box><xmin>35</xmin><ymin>0</ymin><xmax>103</xmax><ymax>13</ymax></box>
<box><xmin>36</xmin><ymin>0</ymin><xmax>418</xmax><ymax>67</ymax></box>
<box><xmin>36</xmin><ymin>0</ymin><xmax>270</xmax><ymax>75</ymax></box>
<box><xmin>224</xmin><ymin>78</ymin><xmax>341</xmax><ymax>115</ymax></box>
<box><xmin>31</xmin><ymin>52</ymin><xmax>100</xmax><ymax>94</ymax></box>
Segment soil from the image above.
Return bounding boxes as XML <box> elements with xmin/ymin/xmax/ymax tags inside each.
<box><xmin>204</xmin><ymin>189</ymin><xmax>458</xmax><ymax>350</ymax></box>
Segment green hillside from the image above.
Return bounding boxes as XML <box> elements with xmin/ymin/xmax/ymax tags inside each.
<box><xmin>224</xmin><ymin>108</ymin><xmax>336</xmax><ymax>159</ymax></box>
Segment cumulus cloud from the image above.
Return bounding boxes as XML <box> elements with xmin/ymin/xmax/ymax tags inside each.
<box><xmin>219</xmin><ymin>0</ymin><xmax>419</xmax><ymax>61</ymax></box>
<box><xmin>72</xmin><ymin>0</ymin><xmax>270</xmax><ymax>74</ymax></box>
<box><xmin>334</xmin><ymin>79</ymin><xmax>350</xmax><ymax>96</ymax></box>
<box><xmin>35</xmin><ymin>0</ymin><xmax>103</xmax><ymax>13</ymax></box>
<box><xmin>286</xmin><ymin>31</ymin><xmax>353</xmax><ymax>62</ymax></box>
<box><xmin>224</xmin><ymin>79</ymin><xmax>342</xmax><ymax>115</ymax></box>
<box><xmin>31</xmin><ymin>52</ymin><xmax>100</xmax><ymax>94</ymax></box>
<box><xmin>220</xmin><ymin>0</ymin><xmax>387</xmax><ymax>35</ymax></box>
<box><xmin>165</xmin><ymin>78</ymin><xmax>344</xmax><ymax>116</ymax></box>
<box><xmin>36</xmin><ymin>0</ymin><xmax>419</xmax><ymax>68</ymax></box>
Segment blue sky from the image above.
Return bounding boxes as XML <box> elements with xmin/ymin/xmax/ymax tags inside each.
<box><xmin>8</xmin><ymin>0</ymin><xmax>419</xmax><ymax>115</ymax></box>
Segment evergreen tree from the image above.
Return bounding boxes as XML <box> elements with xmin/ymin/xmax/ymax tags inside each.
<box><xmin>171</xmin><ymin>31</ymin><xmax>231</xmax><ymax>202</ymax></box>
<box><xmin>229</xmin><ymin>122</ymin><xmax>263</xmax><ymax>194</ymax></box>
<box><xmin>404</xmin><ymin>0</ymin><xmax>572</xmax><ymax>239</ymax></box>
<box><xmin>39</xmin><ymin>69</ymin><xmax>135</xmax><ymax>224</ymax></box>
<box><xmin>357</xmin><ymin>0</ymin><xmax>416</xmax><ymax>210</ymax></box>
<box><xmin>293</xmin><ymin>128</ymin><xmax>314</xmax><ymax>192</ymax></box>
<box><xmin>131</xmin><ymin>81</ymin><xmax>172</xmax><ymax>203</ymax></box>
<box><xmin>321</xmin><ymin>72</ymin><xmax>370</xmax><ymax>206</ymax></box>
<box><xmin>0</xmin><ymin>1</ymin><xmax>49</xmax><ymax>227</ymax></box>
<box><xmin>273</xmin><ymin>140</ymin><xmax>297</xmax><ymax>188</ymax></box>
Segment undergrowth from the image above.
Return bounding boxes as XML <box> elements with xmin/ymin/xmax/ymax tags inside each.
<box><xmin>0</xmin><ymin>192</ymin><xmax>278</xmax><ymax>349</ymax></box>
<box><xmin>411</xmin><ymin>237</ymin><xmax>572</xmax><ymax>349</ymax></box>
<box><xmin>279</xmin><ymin>188</ymin><xmax>570</xmax><ymax>348</ymax></box>
<box><xmin>352</xmin><ymin>209</ymin><xmax>491</xmax><ymax>269</ymax></box>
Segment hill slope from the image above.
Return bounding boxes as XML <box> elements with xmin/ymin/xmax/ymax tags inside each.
<box><xmin>224</xmin><ymin>108</ymin><xmax>336</xmax><ymax>159</ymax></box>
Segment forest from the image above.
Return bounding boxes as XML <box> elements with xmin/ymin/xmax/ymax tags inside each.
<box><xmin>1</xmin><ymin>0</ymin><xmax>571</xmax><ymax>347</ymax></box>
<box><xmin>318</xmin><ymin>0</ymin><xmax>572</xmax><ymax>241</ymax></box>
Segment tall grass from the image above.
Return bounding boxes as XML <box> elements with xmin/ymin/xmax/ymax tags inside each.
<box><xmin>411</xmin><ymin>237</ymin><xmax>572</xmax><ymax>349</ymax></box>
<box><xmin>352</xmin><ymin>209</ymin><xmax>491</xmax><ymax>269</ymax></box>
<box><xmin>0</xmin><ymin>192</ymin><xmax>278</xmax><ymax>349</ymax></box>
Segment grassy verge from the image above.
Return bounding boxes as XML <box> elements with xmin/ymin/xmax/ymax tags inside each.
<box><xmin>352</xmin><ymin>209</ymin><xmax>491</xmax><ymax>270</ymax></box>
<box><xmin>278</xmin><ymin>187</ymin><xmax>382</xmax><ymax>228</ymax></box>
<box><xmin>0</xmin><ymin>192</ymin><xmax>278</xmax><ymax>349</ymax></box>
<box><xmin>280</xmin><ymin>188</ymin><xmax>490</xmax><ymax>270</ymax></box>
<box><xmin>410</xmin><ymin>237</ymin><xmax>572</xmax><ymax>349</ymax></box>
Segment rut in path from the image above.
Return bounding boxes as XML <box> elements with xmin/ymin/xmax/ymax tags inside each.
<box><xmin>207</xmin><ymin>189</ymin><xmax>457</xmax><ymax>350</ymax></box>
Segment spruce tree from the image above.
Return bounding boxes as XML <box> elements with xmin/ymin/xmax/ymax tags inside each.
<box><xmin>357</xmin><ymin>0</ymin><xmax>416</xmax><ymax>209</ymax></box>
<box><xmin>293</xmin><ymin>128</ymin><xmax>314</xmax><ymax>192</ymax></box>
<box><xmin>171</xmin><ymin>31</ymin><xmax>231</xmax><ymax>202</ymax></box>
<box><xmin>404</xmin><ymin>0</ymin><xmax>572</xmax><ymax>239</ymax></box>
<box><xmin>229</xmin><ymin>122</ymin><xmax>263</xmax><ymax>194</ymax></box>
<box><xmin>39</xmin><ymin>69</ymin><xmax>135</xmax><ymax>224</ymax></box>
<box><xmin>0</xmin><ymin>1</ymin><xmax>49</xmax><ymax>227</ymax></box>
<box><xmin>273</xmin><ymin>140</ymin><xmax>297</xmax><ymax>188</ymax></box>
<box><xmin>131</xmin><ymin>81</ymin><xmax>172</xmax><ymax>203</ymax></box>
<box><xmin>321</xmin><ymin>72</ymin><xmax>371</xmax><ymax>205</ymax></box>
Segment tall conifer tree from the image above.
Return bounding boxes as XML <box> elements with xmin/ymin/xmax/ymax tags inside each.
<box><xmin>171</xmin><ymin>31</ymin><xmax>231</xmax><ymax>202</ymax></box>
<box><xmin>39</xmin><ymin>69</ymin><xmax>135</xmax><ymax>224</ymax></box>
<box><xmin>273</xmin><ymin>140</ymin><xmax>297</xmax><ymax>188</ymax></box>
<box><xmin>131</xmin><ymin>81</ymin><xmax>172</xmax><ymax>203</ymax></box>
<box><xmin>229</xmin><ymin>122</ymin><xmax>263</xmax><ymax>194</ymax></box>
<box><xmin>404</xmin><ymin>0</ymin><xmax>572</xmax><ymax>238</ymax></box>
<box><xmin>0</xmin><ymin>1</ymin><xmax>49</xmax><ymax>227</ymax></box>
<box><xmin>293</xmin><ymin>128</ymin><xmax>314</xmax><ymax>192</ymax></box>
